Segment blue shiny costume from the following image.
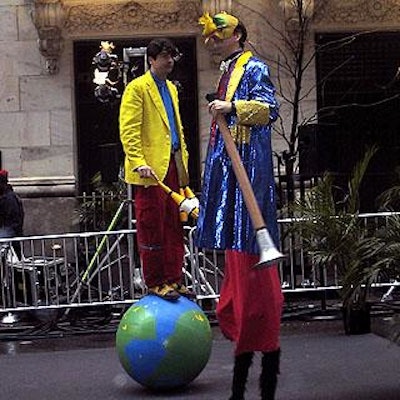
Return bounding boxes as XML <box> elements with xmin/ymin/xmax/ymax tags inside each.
<box><xmin>196</xmin><ymin>51</ymin><xmax>279</xmax><ymax>254</ymax></box>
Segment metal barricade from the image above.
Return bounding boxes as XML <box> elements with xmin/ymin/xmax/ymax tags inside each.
<box><xmin>0</xmin><ymin>212</ymin><xmax>398</xmax><ymax>316</ymax></box>
<box><xmin>277</xmin><ymin>212</ymin><xmax>400</xmax><ymax>296</ymax></box>
<box><xmin>0</xmin><ymin>230</ymin><xmax>141</xmax><ymax>313</ymax></box>
<box><xmin>0</xmin><ymin>227</ymin><xmax>224</xmax><ymax>315</ymax></box>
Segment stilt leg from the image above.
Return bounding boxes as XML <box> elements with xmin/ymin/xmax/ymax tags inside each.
<box><xmin>229</xmin><ymin>352</ymin><xmax>254</xmax><ymax>400</ymax></box>
<box><xmin>260</xmin><ymin>349</ymin><xmax>281</xmax><ymax>400</ymax></box>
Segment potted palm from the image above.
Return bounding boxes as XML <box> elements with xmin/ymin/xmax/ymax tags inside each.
<box><xmin>290</xmin><ymin>146</ymin><xmax>382</xmax><ymax>334</ymax></box>
<box><xmin>342</xmin><ymin>187</ymin><xmax>400</xmax><ymax>340</ymax></box>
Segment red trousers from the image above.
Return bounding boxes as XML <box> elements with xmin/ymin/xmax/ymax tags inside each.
<box><xmin>134</xmin><ymin>159</ymin><xmax>184</xmax><ymax>287</ymax></box>
<box><xmin>217</xmin><ymin>250</ymin><xmax>284</xmax><ymax>355</ymax></box>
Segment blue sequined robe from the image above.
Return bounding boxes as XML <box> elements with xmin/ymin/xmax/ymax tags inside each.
<box><xmin>196</xmin><ymin>51</ymin><xmax>279</xmax><ymax>254</ymax></box>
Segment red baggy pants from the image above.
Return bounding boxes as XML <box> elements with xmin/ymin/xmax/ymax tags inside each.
<box><xmin>134</xmin><ymin>158</ymin><xmax>184</xmax><ymax>288</ymax></box>
<box><xmin>216</xmin><ymin>250</ymin><xmax>284</xmax><ymax>355</ymax></box>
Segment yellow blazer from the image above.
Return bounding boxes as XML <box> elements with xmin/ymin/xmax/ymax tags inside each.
<box><xmin>119</xmin><ymin>70</ymin><xmax>189</xmax><ymax>186</ymax></box>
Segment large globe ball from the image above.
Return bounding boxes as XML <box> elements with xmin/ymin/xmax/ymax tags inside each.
<box><xmin>116</xmin><ymin>294</ymin><xmax>212</xmax><ymax>390</ymax></box>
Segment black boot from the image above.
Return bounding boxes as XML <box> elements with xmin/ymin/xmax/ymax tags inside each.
<box><xmin>260</xmin><ymin>349</ymin><xmax>281</xmax><ymax>400</ymax></box>
<box><xmin>229</xmin><ymin>352</ymin><xmax>254</xmax><ymax>400</ymax></box>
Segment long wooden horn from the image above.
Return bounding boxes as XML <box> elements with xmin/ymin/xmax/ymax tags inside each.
<box><xmin>215</xmin><ymin>114</ymin><xmax>285</xmax><ymax>268</ymax></box>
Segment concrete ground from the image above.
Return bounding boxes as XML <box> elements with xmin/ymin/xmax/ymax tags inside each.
<box><xmin>0</xmin><ymin>318</ymin><xmax>399</xmax><ymax>400</ymax></box>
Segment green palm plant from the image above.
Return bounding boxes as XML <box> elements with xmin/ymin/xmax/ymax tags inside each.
<box><xmin>293</xmin><ymin>174</ymin><xmax>359</xmax><ymax>279</ymax></box>
<box><xmin>365</xmin><ymin>173</ymin><xmax>400</xmax><ymax>343</ymax></box>
<box><xmin>291</xmin><ymin>146</ymin><xmax>382</xmax><ymax>333</ymax></box>
<box><xmin>340</xmin><ymin>235</ymin><xmax>389</xmax><ymax>307</ymax></box>
<box><xmin>343</xmin><ymin>210</ymin><xmax>400</xmax><ymax>341</ymax></box>
<box><xmin>292</xmin><ymin>146</ymin><xmax>378</xmax><ymax>284</ymax></box>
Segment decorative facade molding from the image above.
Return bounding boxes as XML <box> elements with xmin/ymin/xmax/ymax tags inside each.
<box><xmin>30</xmin><ymin>0</ymin><xmax>67</xmax><ymax>74</ymax></box>
<box><xmin>314</xmin><ymin>0</ymin><xmax>400</xmax><ymax>28</ymax></box>
<box><xmin>29</xmin><ymin>0</ymin><xmax>203</xmax><ymax>71</ymax></box>
<box><xmin>64</xmin><ymin>0</ymin><xmax>202</xmax><ymax>37</ymax></box>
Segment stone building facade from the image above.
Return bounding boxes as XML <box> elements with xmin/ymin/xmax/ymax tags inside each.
<box><xmin>1</xmin><ymin>0</ymin><xmax>400</xmax><ymax>234</ymax></box>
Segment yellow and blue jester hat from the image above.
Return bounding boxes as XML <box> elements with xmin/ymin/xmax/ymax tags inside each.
<box><xmin>198</xmin><ymin>11</ymin><xmax>239</xmax><ymax>43</ymax></box>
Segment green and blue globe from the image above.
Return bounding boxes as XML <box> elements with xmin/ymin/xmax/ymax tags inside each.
<box><xmin>116</xmin><ymin>294</ymin><xmax>212</xmax><ymax>390</ymax></box>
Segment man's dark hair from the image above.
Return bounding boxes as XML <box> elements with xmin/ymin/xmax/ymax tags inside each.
<box><xmin>234</xmin><ymin>21</ymin><xmax>247</xmax><ymax>48</ymax></box>
<box><xmin>147</xmin><ymin>38</ymin><xmax>179</xmax><ymax>61</ymax></box>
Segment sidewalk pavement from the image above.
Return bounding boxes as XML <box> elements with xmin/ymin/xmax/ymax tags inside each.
<box><xmin>0</xmin><ymin>319</ymin><xmax>399</xmax><ymax>400</ymax></box>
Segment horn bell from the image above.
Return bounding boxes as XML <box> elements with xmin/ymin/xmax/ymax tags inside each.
<box><xmin>253</xmin><ymin>228</ymin><xmax>286</xmax><ymax>269</ymax></box>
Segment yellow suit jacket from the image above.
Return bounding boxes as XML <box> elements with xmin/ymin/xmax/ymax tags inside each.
<box><xmin>119</xmin><ymin>70</ymin><xmax>189</xmax><ymax>186</ymax></box>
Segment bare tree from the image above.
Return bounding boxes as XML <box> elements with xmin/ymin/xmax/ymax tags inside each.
<box><xmin>237</xmin><ymin>0</ymin><xmax>400</xmax><ymax>207</ymax></box>
<box><xmin>236</xmin><ymin>0</ymin><xmax>325</xmax><ymax>203</ymax></box>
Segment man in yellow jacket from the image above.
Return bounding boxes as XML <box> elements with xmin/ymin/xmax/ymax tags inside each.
<box><xmin>119</xmin><ymin>38</ymin><xmax>192</xmax><ymax>300</ymax></box>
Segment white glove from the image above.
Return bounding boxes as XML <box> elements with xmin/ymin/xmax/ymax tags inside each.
<box><xmin>179</xmin><ymin>198</ymin><xmax>199</xmax><ymax>218</ymax></box>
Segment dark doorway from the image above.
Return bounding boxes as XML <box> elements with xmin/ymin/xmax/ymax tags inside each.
<box><xmin>314</xmin><ymin>31</ymin><xmax>400</xmax><ymax>211</ymax></box>
<box><xmin>73</xmin><ymin>37</ymin><xmax>200</xmax><ymax>193</ymax></box>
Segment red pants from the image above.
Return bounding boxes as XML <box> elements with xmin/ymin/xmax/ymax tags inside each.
<box><xmin>217</xmin><ymin>250</ymin><xmax>284</xmax><ymax>355</ymax></box>
<box><xmin>134</xmin><ymin>159</ymin><xmax>184</xmax><ymax>288</ymax></box>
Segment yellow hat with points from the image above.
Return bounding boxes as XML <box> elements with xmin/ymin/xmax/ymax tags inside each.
<box><xmin>198</xmin><ymin>11</ymin><xmax>239</xmax><ymax>42</ymax></box>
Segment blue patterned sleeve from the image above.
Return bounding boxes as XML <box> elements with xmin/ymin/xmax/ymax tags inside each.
<box><xmin>246</xmin><ymin>60</ymin><xmax>279</xmax><ymax>123</ymax></box>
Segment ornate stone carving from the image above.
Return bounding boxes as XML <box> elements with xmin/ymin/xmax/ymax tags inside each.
<box><xmin>314</xmin><ymin>0</ymin><xmax>400</xmax><ymax>26</ymax></box>
<box><xmin>64</xmin><ymin>0</ymin><xmax>202</xmax><ymax>36</ymax></box>
<box><xmin>31</xmin><ymin>0</ymin><xmax>67</xmax><ymax>74</ymax></box>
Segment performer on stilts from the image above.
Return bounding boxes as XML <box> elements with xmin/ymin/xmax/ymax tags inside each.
<box><xmin>196</xmin><ymin>12</ymin><xmax>284</xmax><ymax>400</ymax></box>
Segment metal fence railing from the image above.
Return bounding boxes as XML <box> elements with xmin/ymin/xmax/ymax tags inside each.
<box><xmin>277</xmin><ymin>212</ymin><xmax>400</xmax><ymax>294</ymax></box>
<box><xmin>1</xmin><ymin>213</ymin><xmax>398</xmax><ymax>317</ymax></box>
<box><xmin>0</xmin><ymin>227</ymin><xmax>224</xmax><ymax>315</ymax></box>
<box><xmin>0</xmin><ymin>230</ymin><xmax>140</xmax><ymax>313</ymax></box>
